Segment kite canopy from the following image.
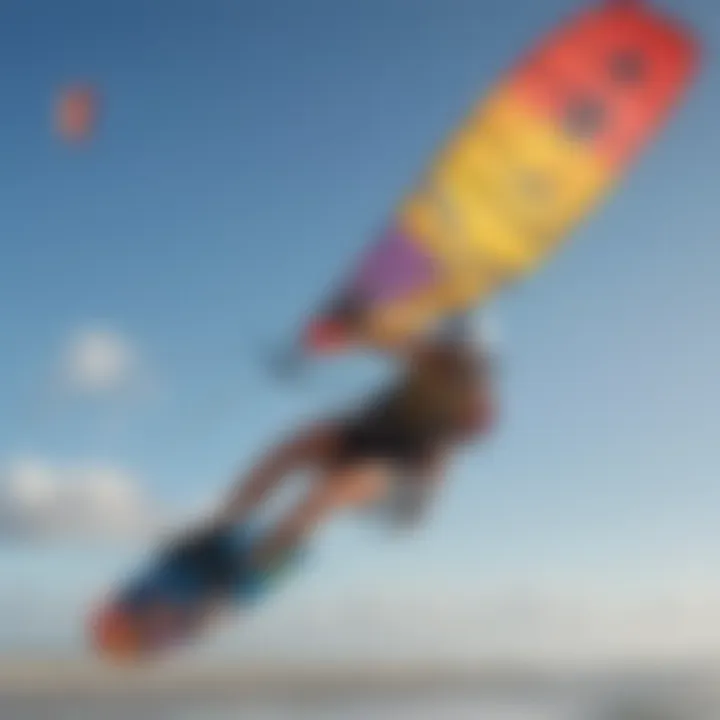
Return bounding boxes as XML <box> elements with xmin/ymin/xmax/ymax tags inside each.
<box><xmin>303</xmin><ymin>0</ymin><xmax>699</xmax><ymax>356</ymax></box>
<box><xmin>55</xmin><ymin>84</ymin><xmax>98</xmax><ymax>143</ymax></box>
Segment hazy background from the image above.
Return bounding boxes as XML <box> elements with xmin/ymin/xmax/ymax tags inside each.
<box><xmin>0</xmin><ymin>0</ymin><xmax>718</xmax><ymax>686</ymax></box>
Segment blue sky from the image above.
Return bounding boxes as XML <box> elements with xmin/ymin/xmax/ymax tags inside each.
<box><xmin>0</xmin><ymin>0</ymin><xmax>718</xmax><ymax>662</ymax></box>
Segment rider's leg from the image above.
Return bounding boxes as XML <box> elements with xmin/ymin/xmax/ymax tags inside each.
<box><xmin>249</xmin><ymin>461</ymin><xmax>390</xmax><ymax>572</ymax></box>
<box><xmin>215</xmin><ymin>420</ymin><xmax>341</xmax><ymax>527</ymax></box>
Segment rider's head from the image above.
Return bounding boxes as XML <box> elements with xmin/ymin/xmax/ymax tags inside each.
<box><xmin>435</xmin><ymin>312</ymin><xmax>500</xmax><ymax>370</ymax></box>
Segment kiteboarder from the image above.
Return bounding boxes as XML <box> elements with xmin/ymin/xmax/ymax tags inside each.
<box><xmin>92</xmin><ymin>320</ymin><xmax>499</xmax><ymax>658</ymax></box>
<box><xmin>182</xmin><ymin>319</ymin><xmax>499</xmax><ymax>598</ymax></box>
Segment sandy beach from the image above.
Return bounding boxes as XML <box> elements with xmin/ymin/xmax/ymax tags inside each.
<box><xmin>1</xmin><ymin>660</ymin><xmax>719</xmax><ymax>720</ymax></box>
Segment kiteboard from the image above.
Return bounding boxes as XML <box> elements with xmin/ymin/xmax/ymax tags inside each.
<box><xmin>302</xmin><ymin>0</ymin><xmax>699</xmax><ymax>356</ymax></box>
<box><xmin>89</xmin><ymin>525</ymin><xmax>299</xmax><ymax>661</ymax></box>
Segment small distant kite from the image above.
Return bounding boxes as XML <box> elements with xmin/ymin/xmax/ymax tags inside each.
<box><xmin>55</xmin><ymin>84</ymin><xmax>99</xmax><ymax>143</ymax></box>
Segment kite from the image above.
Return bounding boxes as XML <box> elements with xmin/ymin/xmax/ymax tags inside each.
<box><xmin>55</xmin><ymin>84</ymin><xmax>99</xmax><ymax>143</ymax></box>
<box><xmin>302</xmin><ymin>0</ymin><xmax>699</xmax><ymax>356</ymax></box>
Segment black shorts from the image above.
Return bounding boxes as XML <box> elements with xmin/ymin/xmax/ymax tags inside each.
<box><xmin>332</xmin><ymin>414</ymin><xmax>436</xmax><ymax>469</ymax></box>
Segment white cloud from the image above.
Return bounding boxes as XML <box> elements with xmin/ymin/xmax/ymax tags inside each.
<box><xmin>58</xmin><ymin>326</ymin><xmax>140</xmax><ymax>396</ymax></box>
<box><xmin>0</xmin><ymin>457</ymin><xmax>160</xmax><ymax>541</ymax></box>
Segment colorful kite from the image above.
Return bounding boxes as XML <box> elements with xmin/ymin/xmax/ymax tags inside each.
<box><xmin>302</xmin><ymin>0</ymin><xmax>699</xmax><ymax>355</ymax></box>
